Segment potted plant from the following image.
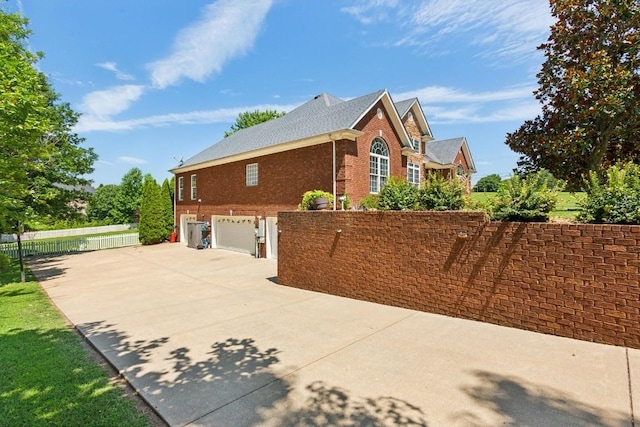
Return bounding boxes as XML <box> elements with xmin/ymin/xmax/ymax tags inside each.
<box><xmin>299</xmin><ymin>190</ymin><xmax>334</xmax><ymax>210</ymax></box>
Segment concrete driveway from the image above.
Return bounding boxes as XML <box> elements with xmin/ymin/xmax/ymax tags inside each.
<box><xmin>30</xmin><ymin>244</ymin><xmax>638</xmax><ymax>426</ymax></box>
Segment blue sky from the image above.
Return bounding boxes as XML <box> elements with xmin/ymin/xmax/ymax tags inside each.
<box><xmin>13</xmin><ymin>0</ymin><xmax>554</xmax><ymax>186</ymax></box>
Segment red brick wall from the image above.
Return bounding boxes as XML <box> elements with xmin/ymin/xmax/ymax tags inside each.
<box><xmin>175</xmin><ymin>143</ymin><xmax>337</xmax><ymax>219</ymax></box>
<box><xmin>277</xmin><ymin>211</ymin><xmax>640</xmax><ymax>349</ymax></box>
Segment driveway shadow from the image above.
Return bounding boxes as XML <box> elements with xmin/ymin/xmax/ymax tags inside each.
<box><xmin>263</xmin><ymin>380</ymin><xmax>429</xmax><ymax>426</ymax></box>
<box><xmin>455</xmin><ymin>370</ymin><xmax>629</xmax><ymax>426</ymax></box>
<box><xmin>26</xmin><ymin>256</ymin><xmax>72</xmax><ymax>282</ymax></box>
<box><xmin>77</xmin><ymin>321</ymin><xmax>429</xmax><ymax>426</ymax></box>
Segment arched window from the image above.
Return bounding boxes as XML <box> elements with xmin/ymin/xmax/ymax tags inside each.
<box><xmin>370</xmin><ymin>138</ymin><xmax>389</xmax><ymax>193</ymax></box>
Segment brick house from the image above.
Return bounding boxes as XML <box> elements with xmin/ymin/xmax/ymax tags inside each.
<box><xmin>171</xmin><ymin>89</ymin><xmax>476</xmax><ymax>257</ymax></box>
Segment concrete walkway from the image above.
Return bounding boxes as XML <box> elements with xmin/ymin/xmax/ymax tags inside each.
<box><xmin>29</xmin><ymin>244</ymin><xmax>637</xmax><ymax>427</ymax></box>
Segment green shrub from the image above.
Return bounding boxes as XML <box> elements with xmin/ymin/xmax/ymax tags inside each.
<box><xmin>138</xmin><ymin>175</ymin><xmax>166</xmax><ymax>245</ymax></box>
<box><xmin>491</xmin><ymin>171</ymin><xmax>563</xmax><ymax>222</ymax></box>
<box><xmin>418</xmin><ymin>173</ymin><xmax>466</xmax><ymax>211</ymax></box>
<box><xmin>0</xmin><ymin>253</ymin><xmax>10</xmax><ymax>271</ymax></box>
<box><xmin>358</xmin><ymin>194</ymin><xmax>380</xmax><ymax>210</ymax></box>
<box><xmin>377</xmin><ymin>177</ymin><xmax>419</xmax><ymax>211</ymax></box>
<box><xmin>577</xmin><ymin>162</ymin><xmax>640</xmax><ymax>224</ymax></box>
<box><xmin>299</xmin><ymin>190</ymin><xmax>334</xmax><ymax>210</ymax></box>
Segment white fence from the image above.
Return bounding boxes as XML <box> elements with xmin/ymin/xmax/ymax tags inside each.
<box><xmin>0</xmin><ymin>233</ymin><xmax>140</xmax><ymax>258</ymax></box>
<box><xmin>0</xmin><ymin>224</ymin><xmax>135</xmax><ymax>243</ymax></box>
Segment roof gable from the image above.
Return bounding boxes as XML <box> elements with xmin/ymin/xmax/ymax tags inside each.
<box><xmin>426</xmin><ymin>137</ymin><xmax>476</xmax><ymax>173</ymax></box>
<box><xmin>394</xmin><ymin>98</ymin><xmax>433</xmax><ymax>140</ymax></box>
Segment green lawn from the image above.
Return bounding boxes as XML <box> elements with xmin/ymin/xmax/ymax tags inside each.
<box><xmin>471</xmin><ymin>192</ymin><xmax>584</xmax><ymax>220</ymax></box>
<box><xmin>0</xmin><ymin>264</ymin><xmax>150</xmax><ymax>427</ymax></box>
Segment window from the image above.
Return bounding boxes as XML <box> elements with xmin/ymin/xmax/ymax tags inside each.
<box><xmin>369</xmin><ymin>138</ymin><xmax>389</xmax><ymax>193</ymax></box>
<box><xmin>190</xmin><ymin>174</ymin><xmax>197</xmax><ymax>200</ymax></box>
<box><xmin>178</xmin><ymin>177</ymin><xmax>184</xmax><ymax>201</ymax></box>
<box><xmin>410</xmin><ymin>137</ymin><xmax>420</xmax><ymax>152</ymax></box>
<box><xmin>246</xmin><ymin>163</ymin><xmax>258</xmax><ymax>186</ymax></box>
<box><xmin>408</xmin><ymin>163</ymin><xmax>420</xmax><ymax>187</ymax></box>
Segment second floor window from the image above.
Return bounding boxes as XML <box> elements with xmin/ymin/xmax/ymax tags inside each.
<box><xmin>178</xmin><ymin>177</ymin><xmax>184</xmax><ymax>201</ymax></box>
<box><xmin>190</xmin><ymin>174</ymin><xmax>197</xmax><ymax>200</ymax></box>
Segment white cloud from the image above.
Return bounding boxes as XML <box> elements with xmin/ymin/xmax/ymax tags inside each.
<box><xmin>148</xmin><ymin>0</ymin><xmax>273</xmax><ymax>89</ymax></box>
<box><xmin>79</xmin><ymin>85</ymin><xmax>145</xmax><ymax>119</ymax></box>
<box><xmin>395</xmin><ymin>84</ymin><xmax>540</xmax><ymax>124</ymax></box>
<box><xmin>341</xmin><ymin>0</ymin><xmax>399</xmax><ymax>24</ymax></box>
<box><xmin>342</xmin><ymin>0</ymin><xmax>553</xmax><ymax>61</ymax></box>
<box><xmin>118</xmin><ymin>156</ymin><xmax>148</xmax><ymax>165</ymax></box>
<box><xmin>74</xmin><ymin>103</ymin><xmax>299</xmax><ymax>133</ymax></box>
<box><xmin>395</xmin><ymin>84</ymin><xmax>535</xmax><ymax>104</ymax></box>
<box><xmin>96</xmin><ymin>62</ymin><xmax>135</xmax><ymax>81</ymax></box>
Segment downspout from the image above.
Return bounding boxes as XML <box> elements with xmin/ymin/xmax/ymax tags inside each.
<box><xmin>331</xmin><ymin>135</ymin><xmax>337</xmax><ymax>211</ymax></box>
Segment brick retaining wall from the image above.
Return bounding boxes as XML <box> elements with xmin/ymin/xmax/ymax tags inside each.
<box><xmin>277</xmin><ymin>211</ymin><xmax>640</xmax><ymax>349</ymax></box>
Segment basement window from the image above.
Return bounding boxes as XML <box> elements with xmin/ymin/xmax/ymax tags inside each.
<box><xmin>246</xmin><ymin>163</ymin><xmax>258</xmax><ymax>186</ymax></box>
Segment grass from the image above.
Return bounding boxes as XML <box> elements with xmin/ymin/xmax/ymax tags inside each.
<box><xmin>470</xmin><ymin>192</ymin><xmax>584</xmax><ymax>220</ymax></box>
<box><xmin>0</xmin><ymin>263</ymin><xmax>150</xmax><ymax>427</ymax></box>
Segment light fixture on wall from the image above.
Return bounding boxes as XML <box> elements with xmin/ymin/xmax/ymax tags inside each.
<box><xmin>457</xmin><ymin>231</ymin><xmax>468</xmax><ymax>239</ymax></box>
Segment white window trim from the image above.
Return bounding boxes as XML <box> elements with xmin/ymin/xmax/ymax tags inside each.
<box><xmin>246</xmin><ymin>163</ymin><xmax>258</xmax><ymax>186</ymax></box>
<box><xmin>408</xmin><ymin>163</ymin><xmax>420</xmax><ymax>187</ymax></box>
<box><xmin>410</xmin><ymin>137</ymin><xmax>420</xmax><ymax>153</ymax></box>
<box><xmin>370</xmin><ymin>138</ymin><xmax>389</xmax><ymax>194</ymax></box>
<box><xmin>190</xmin><ymin>174</ymin><xmax>197</xmax><ymax>200</ymax></box>
<box><xmin>178</xmin><ymin>176</ymin><xmax>184</xmax><ymax>201</ymax></box>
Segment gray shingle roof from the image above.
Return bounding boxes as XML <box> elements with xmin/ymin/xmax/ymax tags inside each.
<box><xmin>394</xmin><ymin>98</ymin><xmax>416</xmax><ymax>118</ymax></box>
<box><xmin>425</xmin><ymin>137</ymin><xmax>465</xmax><ymax>165</ymax></box>
<box><xmin>178</xmin><ymin>90</ymin><xmax>386</xmax><ymax>169</ymax></box>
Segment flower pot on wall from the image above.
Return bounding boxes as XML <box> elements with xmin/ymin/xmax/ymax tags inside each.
<box><xmin>310</xmin><ymin>197</ymin><xmax>329</xmax><ymax>210</ymax></box>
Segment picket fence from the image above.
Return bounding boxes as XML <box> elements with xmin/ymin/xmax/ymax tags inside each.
<box><xmin>0</xmin><ymin>233</ymin><xmax>140</xmax><ymax>258</ymax></box>
<box><xmin>1</xmin><ymin>224</ymin><xmax>134</xmax><ymax>243</ymax></box>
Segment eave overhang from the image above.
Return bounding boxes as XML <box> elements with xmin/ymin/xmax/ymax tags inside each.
<box><xmin>170</xmin><ymin>129</ymin><xmax>363</xmax><ymax>174</ymax></box>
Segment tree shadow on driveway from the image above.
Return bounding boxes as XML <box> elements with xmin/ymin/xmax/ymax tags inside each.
<box><xmin>78</xmin><ymin>321</ymin><xmax>429</xmax><ymax>426</ymax></box>
<box><xmin>454</xmin><ymin>370</ymin><xmax>630</xmax><ymax>427</ymax></box>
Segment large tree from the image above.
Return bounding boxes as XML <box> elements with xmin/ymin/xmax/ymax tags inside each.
<box><xmin>506</xmin><ymin>0</ymin><xmax>640</xmax><ymax>187</ymax></box>
<box><xmin>472</xmin><ymin>174</ymin><xmax>502</xmax><ymax>192</ymax></box>
<box><xmin>0</xmin><ymin>11</ymin><xmax>96</xmax><ymax>280</ymax></box>
<box><xmin>86</xmin><ymin>184</ymin><xmax>120</xmax><ymax>223</ymax></box>
<box><xmin>111</xmin><ymin>168</ymin><xmax>143</xmax><ymax>224</ymax></box>
<box><xmin>224</xmin><ymin>109</ymin><xmax>285</xmax><ymax>137</ymax></box>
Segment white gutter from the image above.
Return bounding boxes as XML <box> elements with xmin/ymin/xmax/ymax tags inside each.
<box><xmin>331</xmin><ymin>135</ymin><xmax>337</xmax><ymax>210</ymax></box>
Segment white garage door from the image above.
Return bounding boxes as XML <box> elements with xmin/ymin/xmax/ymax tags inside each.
<box><xmin>213</xmin><ymin>216</ymin><xmax>255</xmax><ymax>255</ymax></box>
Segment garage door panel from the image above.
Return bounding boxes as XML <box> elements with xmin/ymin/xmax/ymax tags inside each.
<box><xmin>214</xmin><ymin>216</ymin><xmax>255</xmax><ymax>255</ymax></box>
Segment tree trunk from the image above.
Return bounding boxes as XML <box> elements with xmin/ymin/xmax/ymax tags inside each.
<box><xmin>17</xmin><ymin>231</ymin><xmax>25</xmax><ymax>283</ymax></box>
